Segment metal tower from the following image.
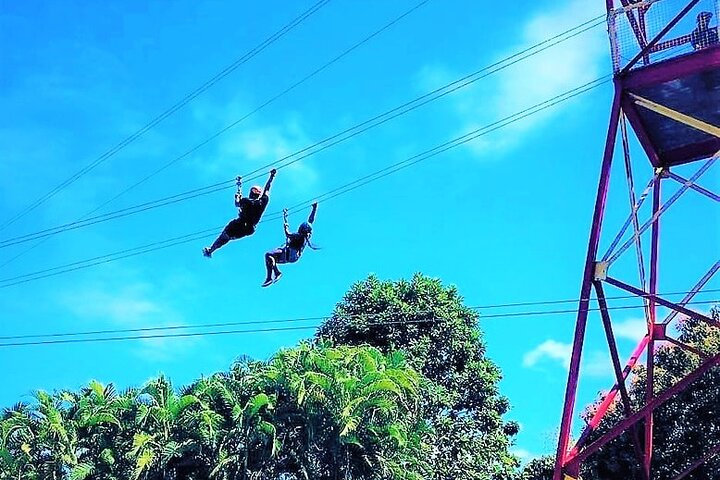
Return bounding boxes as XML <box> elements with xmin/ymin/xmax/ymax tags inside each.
<box><xmin>554</xmin><ymin>0</ymin><xmax>720</xmax><ymax>479</ymax></box>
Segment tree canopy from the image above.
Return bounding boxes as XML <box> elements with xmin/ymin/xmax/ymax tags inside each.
<box><xmin>1</xmin><ymin>342</ymin><xmax>431</xmax><ymax>480</ymax></box>
<box><xmin>316</xmin><ymin>273</ymin><xmax>520</xmax><ymax>480</ymax></box>
<box><xmin>1</xmin><ymin>274</ymin><xmax>525</xmax><ymax>479</ymax></box>
<box><xmin>520</xmin><ymin>309</ymin><xmax>720</xmax><ymax>480</ymax></box>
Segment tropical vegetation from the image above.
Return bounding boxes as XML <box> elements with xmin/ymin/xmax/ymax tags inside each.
<box><xmin>1</xmin><ymin>274</ymin><xmax>519</xmax><ymax>480</ymax></box>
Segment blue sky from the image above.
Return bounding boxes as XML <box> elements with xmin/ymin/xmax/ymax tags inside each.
<box><xmin>1</xmin><ymin>0</ymin><xmax>718</xmax><ymax>462</ymax></box>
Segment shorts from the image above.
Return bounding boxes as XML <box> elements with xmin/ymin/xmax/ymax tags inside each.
<box><xmin>284</xmin><ymin>247</ymin><xmax>300</xmax><ymax>263</ymax></box>
<box><xmin>270</xmin><ymin>246</ymin><xmax>300</xmax><ymax>264</ymax></box>
<box><xmin>224</xmin><ymin>218</ymin><xmax>255</xmax><ymax>239</ymax></box>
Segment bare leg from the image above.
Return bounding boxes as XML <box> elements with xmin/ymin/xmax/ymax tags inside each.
<box><xmin>262</xmin><ymin>250</ymin><xmax>284</xmax><ymax>286</ymax></box>
<box><xmin>272</xmin><ymin>259</ymin><xmax>281</xmax><ymax>277</ymax></box>
<box><xmin>264</xmin><ymin>253</ymin><xmax>275</xmax><ymax>284</ymax></box>
<box><xmin>271</xmin><ymin>252</ymin><xmax>283</xmax><ymax>283</ymax></box>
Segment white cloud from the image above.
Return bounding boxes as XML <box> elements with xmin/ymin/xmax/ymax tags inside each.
<box><xmin>415</xmin><ymin>64</ymin><xmax>457</xmax><ymax>94</ymax></box>
<box><xmin>493</xmin><ymin>0</ymin><xmax>607</xmax><ymax>119</ymax></box>
<box><xmin>522</xmin><ymin>340</ymin><xmax>617</xmax><ymax>379</ymax></box>
<box><xmin>582</xmin><ymin>350</ymin><xmax>614</xmax><ymax>378</ymax></box>
<box><xmin>511</xmin><ymin>447</ymin><xmax>534</xmax><ymax>461</ymax></box>
<box><xmin>59</xmin><ymin>281</ymin><xmax>196</xmax><ymax>362</ymax></box>
<box><xmin>62</xmin><ymin>283</ymin><xmax>160</xmax><ymax>322</ymax></box>
<box><xmin>420</xmin><ymin>0</ymin><xmax>609</xmax><ymax>157</ymax></box>
<box><xmin>613</xmin><ymin>317</ymin><xmax>649</xmax><ymax>342</ymax></box>
<box><xmin>189</xmin><ymin>98</ymin><xmax>319</xmax><ymax>197</ymax></box>
<box><xmin>221</xmin><ymin>123</ymin><xmax>319</xmax><ymax>196</ymax></box>
<box><xmin>523</xmin><ymin>339</ymin><xmax>572</xmax><ymax>369</ymax></box>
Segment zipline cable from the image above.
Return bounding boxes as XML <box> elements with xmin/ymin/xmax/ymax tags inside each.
<box><xmin>0</xmin><ymin>75</ymin><xmax>612</xmax><ymax>288</ymax></box>
<box><xmin>0</xmin><ymin>14</ymin><xmax>606</xmax><ymax>250</ymax></box>
<box><xmin>287</xmin><ymin>77</ymin><xmax>611</xmax><ymax>210</ymax></box>
<box><xmin>2</xmin><ymin>294</ymin><xmax>718</xmax><ymax>342</ymax></box>
<box><xmin>238</xmin><ymin>14</ymin><xmax>606</xmax><ymax>181</ymax></box>
<box><xmin>0</xmin><ymin>0</ymin><xmax>430</xmax><ymax>267</ymax></box>
<box><xmin>0</xmin><ymin>0</ymin><xmax>332</xmax><ymax>233</ymax></box>
<box><xmin>1</xmin><ymin>299</ymin><xmax>717</xmax><ymax>348</ymax></box>
<box><xmin>86</xmin><ymin>0</ymin><xmax>435</xmax><ymax>217</ymax></box>
<box><xmin>0</xmin><ymin>181</ymin><xmax>235</xmax><ymax>248</ymax></box>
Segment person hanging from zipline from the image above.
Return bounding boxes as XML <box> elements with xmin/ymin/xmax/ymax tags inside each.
<box><xmin>202</xmin><ymin>169</ymin><xmax>276</xmax><ymax>258</ymax></box>
<box><xmin>262</xmin><ymin>202</ymin><xmax>318</xmax><ymax>287</ymax></box>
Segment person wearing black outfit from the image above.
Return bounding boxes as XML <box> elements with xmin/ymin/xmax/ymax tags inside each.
<box><xmin>262</xmin><ymin>202</ymin><xmax>318</xmax><ymax>287</ymax></box>
<box><xmin>203</xmin><ymin>169</ymin><xmax>276</xmax><ymax>258</ymax></box>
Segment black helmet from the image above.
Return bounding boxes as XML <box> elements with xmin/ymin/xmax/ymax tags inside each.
<box><xmin>298</xmin><ymin>222</ymin><xmax>312</xmax><ymax>235</ymax></box>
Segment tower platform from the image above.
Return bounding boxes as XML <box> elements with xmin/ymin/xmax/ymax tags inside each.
<box><xmin>621</xmin><ymin>45</ymin><xmax>720</xmax><ymax>167</ymax></box>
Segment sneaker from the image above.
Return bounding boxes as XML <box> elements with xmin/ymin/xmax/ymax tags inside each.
<box><xmin>272</xmin><ymin>272</ymin><xmax>283</xmax><ymax>284</ymax></box>
<box><xmin>261</xmin><ymin>279</ymin><xmax>273</xmax><ymax>288</ymax></box>
<box><xmin>203</xmin><ymin>247</ymin><xmax>212</xmax><ymax>258</ymax></box>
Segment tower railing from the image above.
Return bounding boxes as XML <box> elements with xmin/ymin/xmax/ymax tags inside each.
<box><xmin>608</xmin><ymin>0</ymin><xmax>720</xmax><ymax>73</ymax></box>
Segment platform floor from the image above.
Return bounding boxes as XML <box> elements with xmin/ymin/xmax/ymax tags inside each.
<box><xmin>625</xmin><ymin>50</ymin><xmax>720</xmax><ymax>167</ymax></box>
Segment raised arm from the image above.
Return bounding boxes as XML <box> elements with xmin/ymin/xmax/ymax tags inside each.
<box><xmin>234</xmin><ymin>176</ymin><xmax>243</xmax><ymax>207</ymax></box>
<box><xmin>262</xmin><ymin>169</ymin><xmax>277</xmax><ymax>196</ymax></box>
<box><xmin>307</xmin><ymin>202</ymin><xmax>318</xmax><ymax>224</ymax></box>
<box><xmin>283</xmin><ymin>208</ymin><xmax>291</xmax><ymax>237</ymax></box>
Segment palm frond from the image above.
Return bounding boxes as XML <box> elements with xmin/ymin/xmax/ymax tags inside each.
<box><xmin>68</xmin><ymin>461</ymin><xmax>95</xmax><ymax>480</ymax></box>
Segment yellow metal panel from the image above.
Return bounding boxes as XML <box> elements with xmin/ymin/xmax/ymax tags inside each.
<box><xmin>629</xmin><ymin>93</ymin><xmax>720</xmax><ymax>139</ymax></box>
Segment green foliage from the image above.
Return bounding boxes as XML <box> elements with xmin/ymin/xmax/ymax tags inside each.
<box><xmin>1</xmin><ymin>343</ymin><xmax>429</xmax><ymax>480</ymax></box>
<box><xmin>582</xmin><ymin>308</ymin><xmax>720</xmax><ymax>480</ymax></box>
<box><xmin>520</xmin><ymin>455</ymin><xmax>555</xmax><ymax>480</ymax></box>
<box><xmin>520</xmin><ymin>455</ymin><xmax>554</xmax><ymax>480</ymax></box>
<box><xmin>316</xmin><ymin>273</ymin><xmax>520</xmax><ymax>480</ymax></box>
<box><xmin>258</xmin><ymin>341</ymin><xmax>430</xmax><ymax>479</ymax></box>
<box><xmin>1</xmin><ymin>274</ymin><xmax>522</xmax><ymax>479</ymax></box>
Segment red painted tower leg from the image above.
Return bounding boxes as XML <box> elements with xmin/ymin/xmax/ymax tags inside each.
<box><xmin>644</xmin><ymin>174</ymin><xmax>662</xmax><ymax>478</ymax></box>
<box><xmin>552</xmin><ymin>87</ymin><xmax>622</xmax><ymax>480</ymax></box>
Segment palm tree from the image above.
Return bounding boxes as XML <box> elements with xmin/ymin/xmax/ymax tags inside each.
<box><xmin>203</xmin><ymin>369</ymin><xmax>280</xmax><ymax>480</ymax></box>
<box><xmin>1</xmin><ymin>402</ymin><xmax>37</xmax><ymax>480</ymax></box>
<box><xmin>129</xmin><ymin>375</ymin><xmax>199</xmax><ymax>480</ymax></box>
<box><xmin>262</xmin><ymin>342</ymin><xmax>428</xmax><ymax>480</ymax></box>
<box><xmin>30</xmin><ymin>390</ymin><xmax>79</xmax><ymax>480</ymax></box>
<box><xmin>68</xmin><ymin>380</ymin><xmax>136</xmax><ymax>480</ymax></box>
<box><xmin>0</xmin><ymin>345</ymin><xmax>428</xmax><ymax>480</ymax></box>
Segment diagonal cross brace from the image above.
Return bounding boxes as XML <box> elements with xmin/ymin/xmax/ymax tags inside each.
<box><xmin>618</xmin><ymin>0</ymin><xmax>649</xmax><ymax>53</ymax></box>
<box><xmin>607</xmin><ymin>159</ymin><xmax>716</xmax><ymax>265</ymax></box>
<box><xmin>605</xmin><ymin>277</ymin><xmax>720</xmax><ymax>328</ymax></box>
<box><xmin>664</xmin><ymin>336</ymin><xmax>710</xmax><ymax>359</ymax></box>
<box><xmin>568</xmin><ymin>261</ymin><xmax>720</xmax><ymax>461</ymax></box>
<box><xmin>602</xmin><ymin>175</ymin><xmax>655</xmax><ymax>262</ymax></box>
<box><xmin>665</xmin><ymin>261</ymin><xmax>720</xmax><ymax>325</ymax></box>
<box><xmin>673</xmin><ymin>443</ymin><xmax>720</xmax><ymax>479</ymax></box>
<box><xmin>620</xmin><ymin>0</ymin><xmax>700</xmax><ymax>74</ymax></box>
<box><xmin>565</xmin><ymin>350</ymin><xmax>720</xmax><ymax>467</ymax></box>
<box><xmin>666</xmin><ymin>171</ymin><xmax>720</xmax><ymax>202</ymax></box>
